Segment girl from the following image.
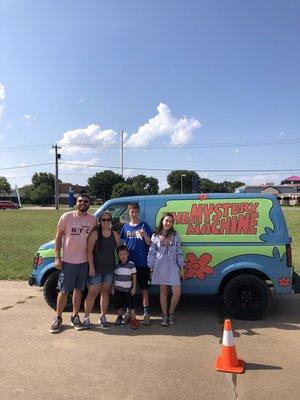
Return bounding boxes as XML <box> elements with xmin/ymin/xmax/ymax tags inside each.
<box><xmin>147</xmin><ymin>213</ymin><xmax>185</xmax><ymax>326</ymax></box>
<box><xmin>83</xmin><ymin>211</ymin><xmax>120</xmax><ymax>328</ymax></box>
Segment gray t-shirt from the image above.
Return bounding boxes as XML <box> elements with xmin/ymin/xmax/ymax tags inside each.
<box><xmin>114</xmin><ymin>261</ymin><xmax>137</xmax><ymax>292</ymax></box>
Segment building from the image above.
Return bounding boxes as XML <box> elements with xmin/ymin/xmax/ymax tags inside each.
<box><xmin>58</xmin><ymin>183</ymin><xmax>87</xmax><ymax>205</ymax></box>
<box><xmin>235</xmin><ymin>177</ymin><xmax>300</xmax><ymax>206</ymax></box>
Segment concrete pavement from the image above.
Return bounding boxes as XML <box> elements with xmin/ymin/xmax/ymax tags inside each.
<box><xmin>0</xmin><ymin>281</ymin><xmax>300</xmax><ymax>400</ymax></box>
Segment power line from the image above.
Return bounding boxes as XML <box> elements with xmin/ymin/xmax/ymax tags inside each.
<box><xmin>0</xmin><ymin>163</ymin><xmax>54</xmax><ymax>171</ymax></box>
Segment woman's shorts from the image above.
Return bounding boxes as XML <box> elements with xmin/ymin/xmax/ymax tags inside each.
<box><xmin>114</xmin><ymin>289</ymin><xmax>135</xmax><ymax>310</ymax></box>
<box><xmin>58</xmin><ymin>262</ymin><xmax>89</xmax><ymax>293</ymax></box>
<box><xmin>87</xmin><ymin>273</ymin><xmax>114</xmax><ymax>286</ymax></box>
<box><xmin>136</xmin><ymin>267</ymin><xmax>151</xmax><ymax>289</ymax></box>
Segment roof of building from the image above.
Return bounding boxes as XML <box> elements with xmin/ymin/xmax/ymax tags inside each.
<box><xmin>281</xmin><ymin>175</ymin><xmax>300</xmax><ymax>182</ymax></box>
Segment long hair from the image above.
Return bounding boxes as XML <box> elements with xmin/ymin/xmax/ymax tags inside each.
<box><xmin>154</xmin><ymin>212</ymin><xmax>176</xmax><ymax>236</ymax></box>
<box><xmin>93</xmin><ymin>211</ymin><xmax>112</xmax><ymax>251</ymax></box>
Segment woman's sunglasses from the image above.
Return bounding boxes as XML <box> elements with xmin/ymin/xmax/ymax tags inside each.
<box><xmin>101</xmin><ymin>218</ymin><xmax>111</xmax><ymax>222</ymax></box>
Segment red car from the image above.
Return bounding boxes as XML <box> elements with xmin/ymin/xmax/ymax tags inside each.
<box><xmin>0</xmin><ymin>200</ymin><xmax>20</xmax><ymax>210</ymax></box>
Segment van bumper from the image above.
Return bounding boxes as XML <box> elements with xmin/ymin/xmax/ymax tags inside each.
<box><xmin>28</xmin><ymin>275</ymin><xmax>35</xmax><ymax>286</ymax></box>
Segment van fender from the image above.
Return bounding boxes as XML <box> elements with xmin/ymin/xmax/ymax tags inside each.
<box><xmin>34</xmin><ymin>259</ymin><xmax>56</xmax><ymax>286</ymax></box>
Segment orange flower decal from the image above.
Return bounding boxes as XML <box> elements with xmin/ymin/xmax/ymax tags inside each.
<box><xmin>198</xmin><ymin>194</ymin><xmax>208</xmax><ymax>201</ymax></box>
<box><xmin>185</xmin><ymin>253</ymin><xmax>214</xmax><ymax>280</ymax></box>
<box><xmin>278</xmin><ymin>276</ymin><xmax>291</xmax><ymax>287</ymax></box>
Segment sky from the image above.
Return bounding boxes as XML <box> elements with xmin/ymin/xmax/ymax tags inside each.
<box><xmin>0</xmin><ymin>0</ymin><xmax>300</xmax><ymax>191</ymax></box>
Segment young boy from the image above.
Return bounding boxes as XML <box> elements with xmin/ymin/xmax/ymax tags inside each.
<box><xmin>112</xmin><ymin>245</ymin><xmax>140</xmax><ymax>330</ymax></box>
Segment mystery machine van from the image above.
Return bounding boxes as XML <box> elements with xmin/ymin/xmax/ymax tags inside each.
<box><xmin>28</xmin><ymin>193</ymin><xmax>294</xmax><ymax>320</ymax></box>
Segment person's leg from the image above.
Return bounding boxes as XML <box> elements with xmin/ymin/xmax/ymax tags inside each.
<box><xmin>72</xmin><ymin>288</ymin><xmax>82</xmax><ymax>316</ymax></box>
<box><xmin>169</xmin><ymin>285</ymin><xmax>181</xmax><ymax>314</ymax></box>
<box><xmin>56</xmin><ymin>292</ymin><xmax>69</xmax><ymax>317</ymax></box>
<box><xmin>159</xmin><ymin>285</ymin><xmax>168</xmax><ymax>315</ymax></box>
<box><xmin>84</xmin><ymin>284</ymin><xmax>101</xmax><ymax>317</ymax></box>
<box><xmin>100</xmin><ymin>284</ymin><xmax>111</xmax><ymax>316</ymax></box>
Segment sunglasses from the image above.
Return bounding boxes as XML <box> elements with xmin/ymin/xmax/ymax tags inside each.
<box><xmin>78</xmin><ymin>199</ymin><xmax>89</xmax><ymax>204</ymax></box>
<box><xmin>101</xmin><ymin>218</ymin><xmax>111</xmax><ymax>222</ymax></box>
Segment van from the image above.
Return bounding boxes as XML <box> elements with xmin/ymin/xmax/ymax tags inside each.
<box><xmin>0</xmin><ymin>200</ymin><xmax>19</xmax><ymax>210</ymax></box>
<box><xmin>28</xmin><ymin>193</ymin><xmax>294</xmax><ymax>320</ymax></box>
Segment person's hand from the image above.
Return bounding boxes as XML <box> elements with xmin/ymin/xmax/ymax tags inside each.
<box><xmin>139</xmin><ymin>228</ymin><xmax>145</xmax><ymax>237</ymax></box>
<box><xmin>89</xmin><ymin>267</ymin><xmax>96</xmax><ymax>277</ymax></box>
<box><xmin>180</xmin><ymin>266</ymin><xmax>186</xmax><ymax>281</ymax></box>
<box><xmin>54</xmin><ymin>257</ymin><xmax>62</xmax><ymax>270</ymax></box>
<box><xmin>111</xmin><ymin>287</ymin><xmax>115</xmax><ymax>295</ymax></box>
<box><xmin>131</xmin><ymin>286</ymin><xmax>136</xmax><ymax>295</ymax></box>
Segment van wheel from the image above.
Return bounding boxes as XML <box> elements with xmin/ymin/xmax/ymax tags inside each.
<box><xmin>222</xmin><ymin>274</ymin><xmax>272</xmax><ymax>320</ymax></box>
<box><xmin>43</xmin><ymin>271</ymin><xmax>73</xmax><ymax>312</ymax></box>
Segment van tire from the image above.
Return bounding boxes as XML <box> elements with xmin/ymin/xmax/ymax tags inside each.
<box><xmin>43</xmin><ymin>270</ymin><xmax>73</xmax><ymax>312</ymax></box>
<box><xmin>222</xmin><ymin>274</ymin><xmax>272</xmax><ymax>320</ymax></box>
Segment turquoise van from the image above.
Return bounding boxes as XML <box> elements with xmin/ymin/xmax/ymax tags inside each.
<box><xmin>28</xmin><ymin>193</ymin><xmax>294</xmax><ymax>320</ymax></box>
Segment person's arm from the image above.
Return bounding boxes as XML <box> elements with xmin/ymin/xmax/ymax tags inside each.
<box><xmin>87</xmin><ymin>230</ymin><xmax>98</xmax><ymax>276</ymax></box>
<box><xmin>175</xmin><ymin>235</ymin><xmax>186</xmax><ymax>280</ymax></box>
<box><xmin>141</xmin><ymin>223</ymin><xmax>152</xmax><ymax>246</ymax></box>
<box><xmin>131</xmin><ymin>273</ymin><xmax>137</xmax><ymax>295</ymax></box>
<box><xmin>111</xmin><ymin>271</ymin><xmax>116</xmax><ymax>295</ymax></box>
<box><xmin>113</xmin><ymin>230</ymin><xmax>121</xmax><ymax>248</ymax></box>
<box><xmin>147</xmin><ymin>235</ymin><xmax>157</xmax><ymax>271</ymax></box>
<box><xmin>54</xmin><ymin>226</ymin><xmax>64</xmax><ymax>270</ymax></box>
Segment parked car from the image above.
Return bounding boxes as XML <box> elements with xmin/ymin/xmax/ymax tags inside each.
<box><xmin>28</xmin><ymin>193</ymin><xmax>294</xmax><ymax>320</ymax></box>
<box><xmin>0</xmin><ymin>200</ymin><xmax>19</xmax><ymax>210</ymax></box>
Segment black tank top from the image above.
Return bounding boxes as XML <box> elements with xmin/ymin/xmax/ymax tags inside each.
<box><xmin>93</xmin><ymin>229</ymin><xmax>116</xmax><ymax>274</ymax></box>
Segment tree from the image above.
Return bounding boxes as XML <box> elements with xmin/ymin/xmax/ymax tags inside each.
<box><xmin>111</xmin><ymin>182</ymin><xmax>139</xmax><ymax>198</ymax></box>
<box><xmin>29</xmin><ymin>183</ymin><xmax>54</xmax><ymax>205</ymax></box>
<box><xmin>32</xmin><ymin>172</ymin><xmax>56</xmax><ymax>189</ymax></box>
<box><xmin>87</xmin><ymin>170</ymin><xmax>124</xmax><ymax>201</ymax></box>
<box><xmin>198</xmin><ymin>178</ymin><xmax>218</xmax><ymax>193</ymax></box>
<box><xmin>167</xmin><ymin>170</ymin><xmax>200</xmax><ymax>193</ymax></box>
<box><xmin>0</xmin><ymin>176</ymin><xmax>11</xmax><ymax>195</ymax></box>
<box><xmin>126</xmin><ymin>175</ymin><xmax>159</xmax><ymax>195</ymax></box>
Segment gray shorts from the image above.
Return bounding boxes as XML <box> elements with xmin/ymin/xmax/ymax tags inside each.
<box><xmin>58</xmin><ymin>262</ymin><xmax>89</xmax><ymax>293</ymax></box>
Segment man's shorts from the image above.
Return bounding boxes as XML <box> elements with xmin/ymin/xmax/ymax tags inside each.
<box><xmin>87</xmin><ymin>273</ymin><xmax>114</xmax><ymax>286</ymax></box>
<box><xmin>114</xmin><ymin>289</ymin><xmax>135</xmax><ymax>310</ymax></box>
<box><xmin>136</xmin><ymin>267</ymin><xmax>151</xmax><ymax>290</ymax></box>
<box><xmin>58</xmin><ymin>262</ymin><xmax>89</xmax><ymax>293</ymax></box>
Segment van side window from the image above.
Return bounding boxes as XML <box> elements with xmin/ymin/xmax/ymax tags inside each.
<box><xmin>103</xmin><ymin>203</ymin><xmax>130</xmax><ymax>233</ymax></box>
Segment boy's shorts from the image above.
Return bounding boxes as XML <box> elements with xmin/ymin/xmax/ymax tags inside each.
<box><xmin>136</xmin><ymin>267</ymin><xmax>151</xmax><ymax>290</ymax></box>
<box><xmin>87</xmin><ymin>273</ymin><xmax>114</xmax><ymax>286</ymax></box>
<box><xmin>114</xmin><ymin>289</ymin><xmax>135</xmax><ymax>310</ymax></box>
<box><xmin>58</xmin><ymin>262</ymin><xmax>88</xmax><ymax>293</ymax></box>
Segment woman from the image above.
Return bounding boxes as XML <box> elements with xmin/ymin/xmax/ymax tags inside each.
<box><xmin>83</xmin><ymin>211</ymin><xmax>120</xmax><ymax>328</ymax></box>
<box><xmin>147</xmin><ymin>213</ymin><xmax>185</xmax><ymax>326</ymax></box>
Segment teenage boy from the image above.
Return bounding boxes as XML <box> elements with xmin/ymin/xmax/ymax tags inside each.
<box><xmin>50</xmin><ymin>193</ymin><xmax>97</xmax><ymax>333</ymax></box>
<box><xmin>120</xmin><ymin>202</ymin><xmax>152</xmax><ymax>325</ymax></box>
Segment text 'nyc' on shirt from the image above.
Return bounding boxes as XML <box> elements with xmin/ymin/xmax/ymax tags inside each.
<box><xmin>120</xmin><ymin>222</ymin><xmax>152</xmax><ymax>268</ymax></box>
<box><xmin>58</xmin><ymin>211</ymin><xmax>97</xmax><ymax>264</ymax></box>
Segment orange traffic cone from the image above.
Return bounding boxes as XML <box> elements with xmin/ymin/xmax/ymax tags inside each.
<box><xmin>215</xmin><ymin>319</ymin><xmax>245</xmax><ymax>373</ymax></box>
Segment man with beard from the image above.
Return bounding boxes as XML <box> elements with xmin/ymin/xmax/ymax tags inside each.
<box><xmin>50</xmin><ymin>193</ymin><xmax>97</xmax><ymax>333</ymax></box>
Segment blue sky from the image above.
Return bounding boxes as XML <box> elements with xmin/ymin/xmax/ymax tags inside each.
<box><xmin>0</xmin><ymin>0</ymin><xmax>299</xmax><ymax>191</ymax></box>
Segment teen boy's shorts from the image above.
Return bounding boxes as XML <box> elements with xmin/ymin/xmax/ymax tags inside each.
<box><xmin>114</xmin><ymin>289</ymin><xmax>135</xmax><ymax>310</ymax></box>
<box><xmin>58</xmin><ymin>262</ymin><xmax>88</xmax><ymax>293</ymax></box>
<box><xmin>136</xmin><ymin>267</ymin><xmax>151</xmax><ymax>289</ymax></box>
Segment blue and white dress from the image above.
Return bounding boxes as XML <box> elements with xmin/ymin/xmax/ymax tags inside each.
<box><xmin>147</xmin><ymin>233</ymin><xmax>184</xmax><ymax>285</ymax></box>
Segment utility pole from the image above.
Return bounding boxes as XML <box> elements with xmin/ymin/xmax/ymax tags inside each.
<box><xmin>52</xmin><ymin>144</ymin><xmax>61</xmax><ymax>210</ymax></box>
<box><xmin>120</xmin><ymin>130</ymin><xmax>124</xmax><ymax>177</ymax></box>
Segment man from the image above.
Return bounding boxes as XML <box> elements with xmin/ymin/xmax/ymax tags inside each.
<box><xmin>50</xmin><ymin>193</ymin><xmax>97</xmax><ymax>333</ymax></box>
<box><xmin>120</xmin><ymin>202</ymin><xmax>152</xmax><ymax>325</ymax></box>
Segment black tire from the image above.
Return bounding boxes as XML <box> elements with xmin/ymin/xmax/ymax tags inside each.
<box><xmin>43</xmin><ymin>270</ymin><xmax>73</xmax><ymax>312</ymax></box>
<box><xmin>222</xmin><ymin>274</ymin><xmax>272</xmax><ymax>320</ymax></box>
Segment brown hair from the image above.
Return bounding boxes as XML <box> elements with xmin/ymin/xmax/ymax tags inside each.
<box><xmin>154</xmin><ymin>212</ymin><xmax>176</xmax><ymax>236</ymax></box>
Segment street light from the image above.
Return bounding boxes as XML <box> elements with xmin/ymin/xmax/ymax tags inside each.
<box><xmin>181</xmin><ymin>174</ymin><xmax>187</xmax><ymax>194</ymax></box>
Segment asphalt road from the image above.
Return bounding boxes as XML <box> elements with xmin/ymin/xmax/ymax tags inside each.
<box><xmin>0</xmin><ymin>281</ymin><xmax>300</xmax><ymax>400</ymax></box>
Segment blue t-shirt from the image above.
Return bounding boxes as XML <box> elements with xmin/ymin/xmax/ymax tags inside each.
<box><xmin>120</xmin><ymin>221</ymin><xmax>152</xmax><ymax>268</ymax></box>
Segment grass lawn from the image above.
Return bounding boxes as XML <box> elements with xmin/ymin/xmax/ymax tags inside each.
<box><xmin>0</xmin><ymin>208</ymin><xmax>299</xmax><ymax>280</ymax></box>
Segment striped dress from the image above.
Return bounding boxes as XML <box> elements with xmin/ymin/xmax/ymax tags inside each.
<box><xmin>147</xmin><ymin>233</ymin><xmax>184</xmax><ymax>285</ymax></box>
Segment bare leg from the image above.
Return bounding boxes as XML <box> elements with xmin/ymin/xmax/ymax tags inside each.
<box><xmin>72</xmin><ymin>288</ymin><xmax>82</xmax><ymax>316</ymax></box>
<box><xmin>159</xmin><ymin>285</ymin><xmax>168</xmax><ymax>315</ymax></box>
<box><xmin>84</xmin><ymin>284</ymin><xmax>101</xmax><ymax>317</ymax></box>
<box><xmin>100</xmin><ymin>284</ymin><xmax>111</xmax><ymax>316</ymax></box>
<box><xmin>142</xmin><ymin>289</ymin><xmax>149</xmax><ymax>308</ymax></box>
<box><xmin>169</xmin><ymin>285</ymin><xmax>181</xmax><ymax>314</ymax></box>
<box><xmin>56</xmin><ymin>292</ymin><xmax>69</xmax><ymax>317</ymax></box>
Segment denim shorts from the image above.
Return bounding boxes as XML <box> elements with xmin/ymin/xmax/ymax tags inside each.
<box><xmin>87</xmin><ymin>273</ymin><xmax>114</xmax><ymax>286</ymax></box>
<box><xmin>58</xmin><ymin>262</ymin><xmax>89</xmax><ymax>293</ymax></box>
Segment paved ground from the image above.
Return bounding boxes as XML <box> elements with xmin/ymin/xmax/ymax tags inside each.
<box><xmin>0</xmin><ymin>281</ymin><xmax>300</xmax><ymax>400</ymax></box>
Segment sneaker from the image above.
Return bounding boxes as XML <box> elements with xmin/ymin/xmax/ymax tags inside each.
<box><xmin>83</xmin><ymin>316</ymin><xmax>91</xmax><ymax>330</ymax></box>
<box><xmin>130</xmin><ymin>318</ymin><xmax>140</xmax><ymax>330</ymax></box>
<box><xmin>143</xmin><ymin>314</ymin><xmax>151</xmax><ymax>326</ymax></box>
<box><xmin>71</xmin><ymin>315</ymin><xmax>83</xmax><ymax>331</ymax></box>
<box><xmin>160</xmin><ymin>314</ymin><xmax>169</xmax><ymax>327</ymax></box>
<box><xmin>99</xmin><ymin>315</ymin><xmax>109</xmax><ymax>328</ymax></box>
<box><xmin>168</xmin><ymin>313</ymin><xmax>175</xmax><ymax>325</ymax></box>
<box><xmin>123</xmin><ymin>311</ymin><xmax>132</xmax><ymax>325</ymax></box>
<box><xmin>50</xmin><ymin>316</ymin><xmax>62</xmax><ymax>333</ymax></box>
<box><xmin>115</xmin><ymin>315</ymin><xmax>123</xmax><ymax>326</ymax></box>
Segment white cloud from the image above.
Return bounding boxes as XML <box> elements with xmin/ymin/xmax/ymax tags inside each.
<box><xmin>231</xmin><ymin>148</ymin><xmax>240</xmax><ymax>154</ymax></box>
<box><xmin>59</xmin><ymin>158</ymin><xmax>100</xmax><ymax>171</ymax></box>
<box><xmin>125</xmin><ymin>103</ymin><xmax>201</xmax><ymax>147</ymax></box>
<box><xmin>0</xmin><ymin>133</ymin><xmax>5</xmax><ymax>140</ymax></box>
<box><xmin>76</xmin><ymin>97</ymin><xmax>84</xmax><ymax>104</ymax></box>
<box><xmin>21</xmin><ymin>114</ymin><xmax>35</xmax><ymax>124</ymax></box>
<box><xmin>58</xmin><ymin>124</ymin><xmax>118</xmax><ymax>155</ymax></box>
<box><xmin>0</xmin><ymin>83</ymin><xmax>5</xmax><ymax>116</ymax></box>
<box><xmin>239</xmin><ymin>174</ymin><xmax>281</xmax><ymax>185</ymax></box>
<box><xmin>278</xmin><ymin>131</ymin><xmax>285</xmax><ymax>137</ymax></box>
